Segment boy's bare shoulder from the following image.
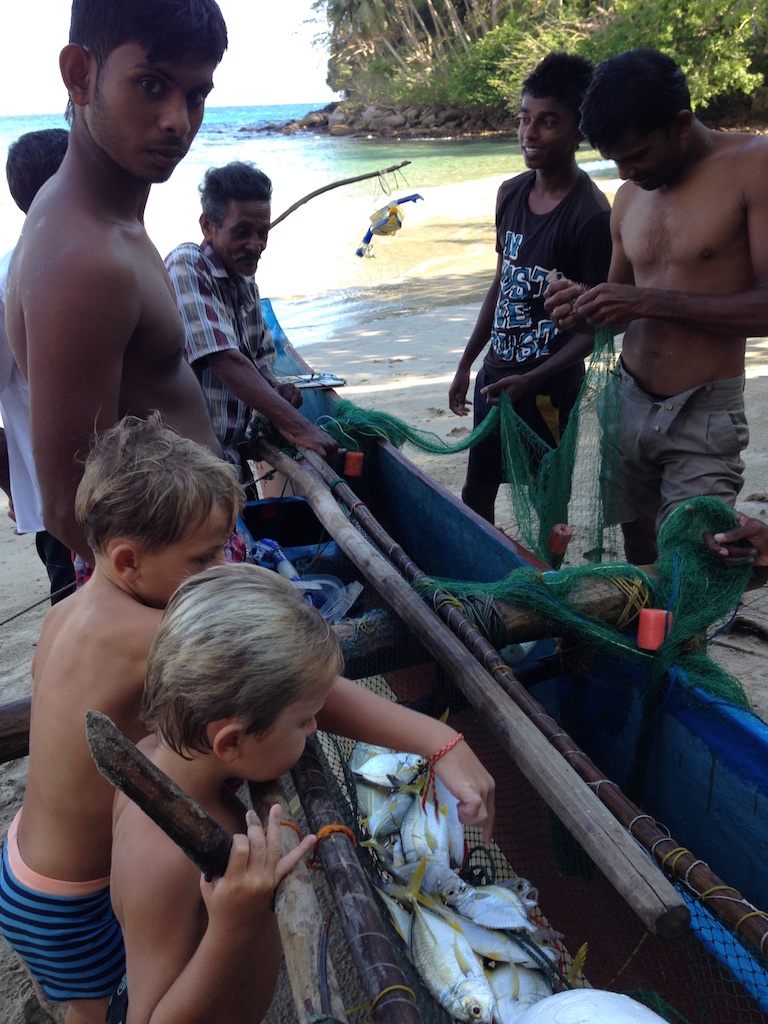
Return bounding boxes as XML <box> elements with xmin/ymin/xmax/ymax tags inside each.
<box><xmin>36</xmin><ymin>581</ymin><xmax>162</xmax><ymax>685</ymax></box>
<box><xmin>21</xmin><ymin>197</ymin><xmax>138</xmax><ymax>281</ymax></box>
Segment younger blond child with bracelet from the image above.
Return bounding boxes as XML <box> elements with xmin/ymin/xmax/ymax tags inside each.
<box><xmin>108</xmin><ymin>563</ymin><xmax>495</xmax><ymax>1024</ymax></box>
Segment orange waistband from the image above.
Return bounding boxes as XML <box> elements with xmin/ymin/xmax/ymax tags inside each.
<box><xmin>7</xmin><ymin>809</ymin><xmax>110</xmax><ymax>897</ymax></box>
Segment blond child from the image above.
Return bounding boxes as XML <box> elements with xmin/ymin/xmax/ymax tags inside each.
<box><xmin>0</xmin><ymin>414</ymin><xmax>244</xmax><ymax>1024</ymax></box>
<box><xmin>108</xmin><ymin>563</ymin><xmax>495</xmax><ymax>1024</ymax></box>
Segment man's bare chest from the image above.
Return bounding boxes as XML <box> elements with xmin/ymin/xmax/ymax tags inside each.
<box><xmin>621</xmin><ymin>186</ymin><xmax>746</xmax><ymax>277</ymax></box>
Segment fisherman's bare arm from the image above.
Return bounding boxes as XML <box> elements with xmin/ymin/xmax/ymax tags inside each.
<box><xmin>205</xmin><ymin>349</ymin><xmax>336</xmax><ymax>457</ymax></box>
<box><xmin>23</xmin><ymin>251</ymin><xmax>139</xmax><ymax>559</ymax></box>
<box><xmin>544</xmin><ymin>191</ymin><xmax>634</xmax><ymax>331</ymax></box>
<box><xmin>448</xmin><ymin>254</ymin><xmax>502</xmax><ymax>416</ymax></box>
<box><xmin>318</xmin><ymin>676</ymin><xmax>495</xmax><ymax>841</ymax></box>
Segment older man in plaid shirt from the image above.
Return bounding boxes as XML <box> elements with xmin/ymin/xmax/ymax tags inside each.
<box><xmin>165</xmin><ymin>161</ymin><xmax>336</xmax><ymax>481</ymax></box>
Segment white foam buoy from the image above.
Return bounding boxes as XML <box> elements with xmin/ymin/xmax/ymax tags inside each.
<box><xmin>521</xmin><ymin>988</ymin><xmax>668</xmax><ymax>1022</ymax></box>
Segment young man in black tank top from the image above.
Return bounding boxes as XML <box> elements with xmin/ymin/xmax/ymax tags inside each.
<box><xmin>448</xmin><ymin>52</ymin><xmax>611</xmax><ymax>524</ymax></box>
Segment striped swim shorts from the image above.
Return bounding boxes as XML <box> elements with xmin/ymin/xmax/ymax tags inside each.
<box><xmin>0</xmin><ymin>820</ymin><xmax>125</xmax><ymax>1002</ymax></box>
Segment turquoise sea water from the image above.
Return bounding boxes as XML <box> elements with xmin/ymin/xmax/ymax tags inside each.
<box><xmin>0</xmin><ymin>103</ymin><xmax>612</xmax><ymax>343</ymax></box>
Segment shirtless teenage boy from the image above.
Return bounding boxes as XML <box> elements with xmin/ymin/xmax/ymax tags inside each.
<box><xmin>5</xmin><ymin>0</ymin><xmax>228</xmax><ymax>561</ymax></box>
<box><xmin>0</xmin><ymin>415</ymin><xmax>243</xmax><ymax>1024</ymax></box>
<box><xmin>545</xmin><ymin>49</ymin><xmax>768</xmax><ymax>563</ymax></box>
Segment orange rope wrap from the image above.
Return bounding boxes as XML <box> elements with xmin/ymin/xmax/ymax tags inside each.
<box><xmin>307</xmin><ymin>823</ymin><xmax>357</xmax><ymax>869</ymax></box>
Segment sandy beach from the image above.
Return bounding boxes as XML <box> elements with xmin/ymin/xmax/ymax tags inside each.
<box><xmin>3</xmin><ymin>173</ymin><xmax>768</xmax><ymax>1021</ymax></box>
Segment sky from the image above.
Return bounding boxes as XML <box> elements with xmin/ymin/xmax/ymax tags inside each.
<box><xmin>0</xmin><ymin>0</ymin><xmax>338</xmax><ymax>117</ymax></box>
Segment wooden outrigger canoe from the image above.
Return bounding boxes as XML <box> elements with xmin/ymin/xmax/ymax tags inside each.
<box><xmin>2</xmin><ymin>301</ymin><xmax>768</xmax><ymax>1022</ymax></box>
<box><xmin>257</xmin><ymin>302</ymin><xmax>768</xmax><ymax>1021</ymax></box>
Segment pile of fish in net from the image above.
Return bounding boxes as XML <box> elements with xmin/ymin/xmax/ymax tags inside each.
<box><xmin>350</xmin><ymin>741</ymin><xmax>668</xmax><ymax>1023</ymax></box>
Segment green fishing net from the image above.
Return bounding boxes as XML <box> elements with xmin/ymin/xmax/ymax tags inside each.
<box><xmin>321</xmin><ymin>348</ymin><xmax>755</xmax><ymax>710</ymax></box>
<box><xmin>322</xmin><ymin>326</ymin><xmax>620</xmax><ymax>566</ymax></box>
<box><xmin>414</xmin><ymin>496</ymin><xmax>752</xmax><ymax>714</ymax></box>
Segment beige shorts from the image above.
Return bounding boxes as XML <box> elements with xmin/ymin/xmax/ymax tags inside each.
<box><xmin>602</xmin><ymin>360</ymin><xmax>748</xmax><ymax>528</ymax></box>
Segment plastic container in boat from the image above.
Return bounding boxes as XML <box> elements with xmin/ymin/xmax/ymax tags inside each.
<box><xmin>299</xmin><ymin>575</ymin><xmax>364</xmax><ymax>623</ymax></box>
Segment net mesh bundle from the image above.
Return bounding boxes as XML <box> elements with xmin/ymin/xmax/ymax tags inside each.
<box><xmin>322</xmin><ymin>326</ymin><xmax>621</xmax><ymax>566</ymax></box>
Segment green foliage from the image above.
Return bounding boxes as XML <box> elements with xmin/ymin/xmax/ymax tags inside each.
<box><xmin>317</xmin><ymin>0</ymin><xmax>765</xmax><ymax>113</ymax></box>
<box><xmin>441</xmin><ymin>3</ymin><xmax>592</xmax><ymax>108</ymax></box>
<box><xmin>579</xmin><ymin>0</ymin><xmax>762</xmax><ymax>108</ymax></box>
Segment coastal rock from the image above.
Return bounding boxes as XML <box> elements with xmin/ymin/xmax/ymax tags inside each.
<box><xmin>240</xmin><ymin>100</ymin><xmax>518</xmax><ymax>140</ymax></box>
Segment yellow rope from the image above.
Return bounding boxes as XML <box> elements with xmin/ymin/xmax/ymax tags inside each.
<box><xmin>606</xmin><ymin>931</ymin><xmax>650</xmax><ymax>988</ymax></box>
<box><xmin>660</xmin><ymin>847</ymin><xmax>692</xmax><ymax>873</ymax></box>
<box><xmin>734</xmin><ymin>910</ymin><xmax>768</xmax><ymax>932</ymax></box>
<box><xmin>611</xmin><ymin>575</ymin><xmax>651</xmax><ymax>629</ymax></box>
<box><xmin>698</xmin><ymin>884</ymin><xmax>742</xmax><ymax>900</ymax></box>
<box><xmin>369</xmin><ymin>983</ymin><xmax>418</xmax><ymax>1016</ymax></box>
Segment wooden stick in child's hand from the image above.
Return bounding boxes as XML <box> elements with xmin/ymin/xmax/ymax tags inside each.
<box><xmin>85</xmin><ymin>709</ymin><xmax>232</xmax><ymax>878</ymax></box>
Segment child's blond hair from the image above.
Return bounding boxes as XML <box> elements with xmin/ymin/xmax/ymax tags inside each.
<box><xmin>142</xmin><ymin>563</ymin><xmax>343</xmax><ymax>755</ymax></box>
<box><xmin>75</xmin><ymin>413</ymin><xmax>244</xmax><ymax>554</ymax></box>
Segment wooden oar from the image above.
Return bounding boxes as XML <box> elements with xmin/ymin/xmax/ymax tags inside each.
<box><xmin>253</xmin><ymin>439</ymin><xmax>688</xmax><ymax>940</ymax></box>
<box><xmin>85</xmin><ymin>710</ymin><xmax>232</xmax><ymax>877</ymax></box>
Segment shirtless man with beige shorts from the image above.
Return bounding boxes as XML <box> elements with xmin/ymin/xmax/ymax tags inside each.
<box><xmin>6</xmin><ymin>0</ymin><xmax>228</xmax><ymax>562</ymax></box>
<box><xmin>546</xmin><ymin>49</ymin><xmax>768</xmax><ymax>564</ymax></box>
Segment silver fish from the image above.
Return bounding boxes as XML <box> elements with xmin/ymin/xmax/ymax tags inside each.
<box><xmin>430</xmin><ymin>902</ymin><xmax>555</xmax><ymax>969</ymax></box>
<box><xmin>511</xmin><ymin>964</ymin><xmax>553</xmax><ymax>1010</ymax></box>
<box><xmin>362</xmin><ymin>788</ymin><xmax>414</xmax><ymax>841</ymax></box>
<box><xmin>348</xmin><ymin>740</ymin><xmax>387</xmax><ymax>774</ymax></box>
<box><xmin>409</xmin><ymin>898</ymin><xmax>497</xmax><ymax>1023</ymax></box>
<box><xmin>352</xmin><ymin>750</ymin><xmax>427</xmax><ymax>788</ymax></box>
<box><xmin>485</xmin><ymin>961</ymin><xmax>525</xmax><ymax>1024</ymax></box>
<box><xmin>498</xmin><ymin>876</ymin><xmax>540</xmax><ymax>912</ymax></box>
<box><xmin>435</xmin><ymin>776</ymin><xmax>466</xmax><ymax>869</ymax></box>
<box><xmin>395</xmin><ymin>855</ymin><xmax>460</xmax><ymax>897</ymax></box>
<box><xmin>375</xmin><ymin>886</ymin><xmax>413</xmax><ymax>945</ymax></box>
<box><xmin>484</xmin><ymin>961</ymin><xmax>550</xmax><ymax>1023</ymax></box>
<box><xmin>446</xmin><ymin>883</ymin><xmax>536</xmax><ymax>934</ymax></box>
<box><xmin>400</xmin><ymin>789</ymin><xmax>451</xmax><ymax>865</ymax></box>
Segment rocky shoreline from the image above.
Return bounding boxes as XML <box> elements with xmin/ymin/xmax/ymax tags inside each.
<box><xmin>241</xmin><ymin>101</ymin><xmax>519</xmax><ymax>139</ymax></box>
<box><xmin>241</xmin><ymin>95</ymin><xmax>768</xmax><ymax>141</ymax></box>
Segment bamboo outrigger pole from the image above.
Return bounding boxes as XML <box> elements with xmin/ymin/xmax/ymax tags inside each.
<box><xmin>270</xmin><ymin>161</ymin><xmax>412</xmax><ymax>230</ymax></box>
<box><xmin>289</xmin><ymin>444</ymin><xmax>768</xmax><ymax>958</ymax></box>
<box><xmin>253</xmin><ymin>439</ymin><xmax>688</xmax><ymax>940</ymax></box>
<box><xmin>290</xmin><ymin>737</ymin><xmax>424</xmax><ymax>1024</ymax></box>
<box><xmin>248</xmin><ymin>779</ymin><xmax>350</xmax><ymax>1024</ymax></box>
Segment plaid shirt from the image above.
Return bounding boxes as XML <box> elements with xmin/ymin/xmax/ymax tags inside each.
<box><xmin>164</xmin><ymin>240</ymin><xmax>275</xmax><ymax>466</ymax></box>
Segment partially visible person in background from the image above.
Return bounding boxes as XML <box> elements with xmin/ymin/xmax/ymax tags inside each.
<box><xmin>0</xmin><ymin>128</ymin><xmax>75</xmax><ymax>603</ymax></box>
